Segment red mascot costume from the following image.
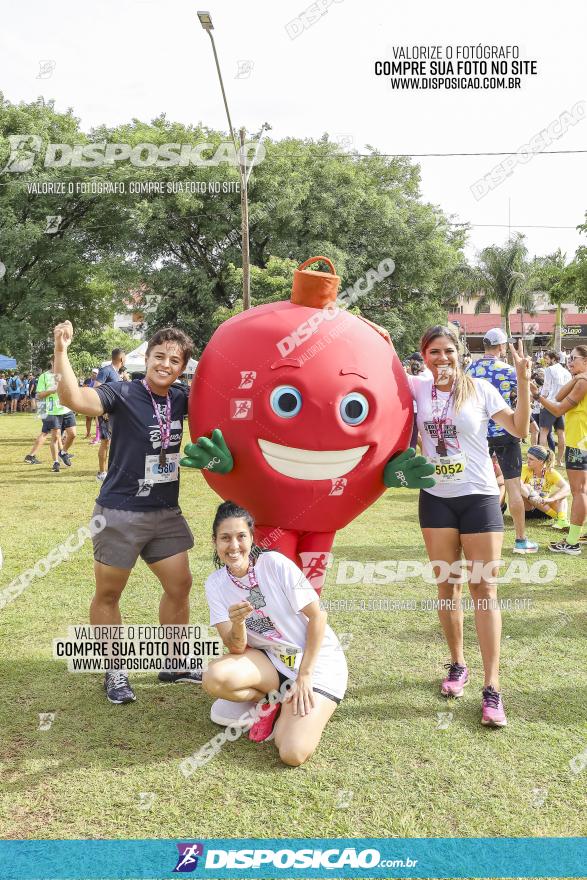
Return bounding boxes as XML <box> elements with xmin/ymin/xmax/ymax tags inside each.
<box><xmin>183</xmin><ymin>256</ymin><xmax>433</xmax><ymax>592</ymax></box>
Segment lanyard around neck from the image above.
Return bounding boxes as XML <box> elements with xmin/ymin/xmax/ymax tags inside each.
<box><xmin>431</xmin><ymin>383</ymin><xmax>455</xmax><ymax>453</ymax></box>
<box><xmin>142</xmin><ymin>379</ymin><xmax>171</xmax><ymax>464</ymax></box>
<box><xmin>225</xmin><ymin>558</ymin><xmax>258</xmax><ymax>590</ymax></box>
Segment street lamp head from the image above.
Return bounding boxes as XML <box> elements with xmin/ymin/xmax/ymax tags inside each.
<box><xmin>197</xmin><ymin>10</ymin><xmax>214</xmax><ymax>30</ymax></box>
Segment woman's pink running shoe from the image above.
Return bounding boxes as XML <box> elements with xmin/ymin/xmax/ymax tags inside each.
<box><xmin>481</xmin><ymin>686</ymin><xmax>507</xmax><ymax>727</ymax></box>
<box><xmin>248</xmin><ymin>701</ymin><xmax>281</xmax><ymax>742</ymax></box>
<box><xmin>441</xmin><ymin>662</ymin><xmax>469</xmax><ymax>697</ymax></box>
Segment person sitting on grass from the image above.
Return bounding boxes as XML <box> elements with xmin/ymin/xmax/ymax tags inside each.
<box><xmin>520</xmin><ymin>446</ymin><xmax>570</xmax><ymax>528</ymax></box>
<box><xmin>202</xmin><ymin>500</ymin><xmax>347</xmax><ymax>765</ymax></box>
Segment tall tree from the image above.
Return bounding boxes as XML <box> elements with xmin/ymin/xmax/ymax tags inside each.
<box><xmin>0</xmin><ymin>94</ymin><xmax>137</xmax><ymax>363</ymax></box>
<box><xmin>1</xmin><ymin>100</ymin><xmax>468</xmax><ymax>360</ymax></box>
<box><xmin>528</xmin><ymin>250</ymin><xmax>567</xmax><ymax>349</ymax></box>
<box><xmin>470</xmin><ymin>234</ymin><xmax>533</xmax><ymax>341</ymax></box>
<box><xmin>133</xmin><ymin>132</ymin><xmax>468</xmax><ymax>354</ymax></box>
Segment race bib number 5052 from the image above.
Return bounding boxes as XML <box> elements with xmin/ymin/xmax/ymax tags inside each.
<box><xmin>432</xmin><ymin>452</ymin><xmax>466</xmax><ymax>483</ymax></box>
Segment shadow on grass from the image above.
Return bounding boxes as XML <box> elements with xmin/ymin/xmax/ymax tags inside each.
<box><xmin>1</xmin><ymin>471</ymin><xmax>98</xmax><ymax>483</ymax></box>
<box><xmin>347</xmin><ymin>676</ymin><xmax>587</xmax><ymax>726</ymax></box>
<box><xmin>0</xmin><ymin>659</ymin><xmax>351</xmax><ymax>788</ymax></box>
<box><xmin>3</xmin><ymin>656</ymin><xmax>585</xmax><ymax>795</ymax></box>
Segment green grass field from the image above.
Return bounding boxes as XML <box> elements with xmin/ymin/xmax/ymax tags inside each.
<box><xmin>0</xmin><ymin>413</ymin><xmax>586</xmax><ymax>847</ymax></box>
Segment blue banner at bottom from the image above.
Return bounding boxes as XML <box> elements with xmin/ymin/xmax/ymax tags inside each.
<box><xmin>0</xmin><ymin>837</ymin><xmax>585</xmax><ymax>879</ymax></box>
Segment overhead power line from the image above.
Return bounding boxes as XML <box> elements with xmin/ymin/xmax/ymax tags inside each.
<box><xmin>348</xmin><ymin>149</ymin><xmax>587</xmax><ymax>158</ymax></box>
<box><xmin>449</xmin><ymin>223</ymin><xmax>580</xmax><ymax>230</ymax></box>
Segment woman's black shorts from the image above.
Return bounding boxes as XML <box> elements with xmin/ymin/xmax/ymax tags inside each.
<box><xmin>525</xmin><ymin>508</ymin><xmax>549</xmax><ymax>520</ymax></box>
<box><xmin>419</xmin><ymin>490</ymin><xmax>504</xmax><ymax>533</ymax></box>
<box><xmin>566</xmin><ymin>446</ymin><xmax>587</xmax><ymax>471</ymax></box>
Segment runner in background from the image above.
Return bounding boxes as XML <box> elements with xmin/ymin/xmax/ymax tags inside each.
<box><xmin>409</xmin><ymin>325</ymin><xmax>531</xmax><ymax>728</ymax></box>
<box><xmin>532</xmin><ymin>344</ymin><xmax>587</xmax><ymax>555</ymax></box>
<box><xmin>491</xmin><ymin>454</ymin><xmax>507</xmax><ymax>514</ymax></box>
<box><xmin>28</xmin><ymin>373</ymin><xmax>38</xmax><ymax>413</ymax></box>
<box><xmin>95</xmin><ymin>350</ymin><xmax>126</xmax><ymax>482</ymax></box>
<box><xmin>529</xmin><ymin>370</ymin><xmax>543</xmax><ymax>446</ymax></box>
<box><xmin>7</xmin><ymin>372</ymin><xmax>22</xmax><ymax>414</ymax></box>
<box><xmin>467</xmin><ymin>328</ymin><xmax>537</xmax><ymax>554</ymax></box>
<box><xmin>0</xmin><ymin>373</ymin><xmax>6</xmax><ymax>414</ymax></box>
<box><xmin>83</xmin><ymin>368</ymin><xmax>99</xmax><ymax>438</ymax></box>
<box><xmin>539</xmin><ymin>351</ymin><xmax>571</xmax><ymax>467</ymax></box>
<box><xmin>24</xmin><ymin>358</ymin><xmax>65</xmax><ymax>470</ymax></box>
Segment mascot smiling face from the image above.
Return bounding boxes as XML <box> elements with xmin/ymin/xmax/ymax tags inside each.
<box><xmin>189</xmin><ymin>259</ymin><xmax>413</xmax><ymax>531</ymax></box>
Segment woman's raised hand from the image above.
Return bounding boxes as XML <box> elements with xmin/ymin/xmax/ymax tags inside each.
<box><xmin>509</xmin><ymin>338</ymin><xmax>532</xmax><ymax>382</ymax></box>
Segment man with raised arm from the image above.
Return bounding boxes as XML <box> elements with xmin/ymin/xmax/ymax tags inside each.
<box><xmin>53</xmin><ymin>320</ymin><xmax>200</xmax><ymax>705</ymax></box>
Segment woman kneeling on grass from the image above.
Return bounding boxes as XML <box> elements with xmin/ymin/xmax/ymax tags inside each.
<box><xmin>202</xmin><ymin>501</ymin><xmax>347</xmax><ymax>766</ymax></box>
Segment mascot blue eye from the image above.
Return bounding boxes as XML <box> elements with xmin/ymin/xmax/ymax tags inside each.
<box><xmin>340</xmin><ymin>393</ymin><xmax>369</xmax><ymax>425</ymax></box>
<box><xmin>270</xmin><ymin>386</ymin><xmax>302</xmax><ymax>418</ymax></box>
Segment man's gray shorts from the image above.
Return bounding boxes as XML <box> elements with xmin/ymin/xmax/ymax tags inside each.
<box><xmin>538</xmin><ymin>408</ymin><xmax>564</xmax><ymax>431</ymax></box>
<box><xmin>92</xmin><ymin>503</ymin><xmax>194</xmax><ymax>569</ymax></box>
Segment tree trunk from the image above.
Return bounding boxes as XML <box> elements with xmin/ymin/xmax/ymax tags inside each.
<box><xmin>554</xmin><ymin>303</ymin><xmax>562</xmax><ymax>351</ymax></box>
<box><xmin>504</xmin><ymin>310</ymin><xmax>511</xmax><ymax>343</ymax></box>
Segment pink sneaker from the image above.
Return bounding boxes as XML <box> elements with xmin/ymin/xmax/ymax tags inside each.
<box><xmin>248</xmin><ymin>701</ymin><xmax>280</xmax><ymax>742</ymax></box>
<box><xmin>441</xmin><ymin>662</ymin><xmax>469</xmax><ymax>697</ymax></box>
<box><xmin>481</xmin><ymin>686</ymin><xmax>507</xmax><ymax>727</ymax></box>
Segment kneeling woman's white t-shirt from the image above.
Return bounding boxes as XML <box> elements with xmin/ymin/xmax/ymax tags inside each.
<box><xmin>204</xmin><ymin>551</ymin><xmax>348</xmax><ymax>700</ymax></box>
<box><xmin>408</xmin><ymin>374</ymin><xmax>507</xmax><ymax>498</ymax></box>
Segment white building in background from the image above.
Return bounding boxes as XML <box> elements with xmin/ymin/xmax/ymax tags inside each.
<box><xmin>447</xmin><ymin>292</ymin><xmax>587</xmax><ymax>355</ymax></box>
<box><xmin>113</xmin><ymin>287</ymin><xmax>160</xmax><ymax>340</ymax></box>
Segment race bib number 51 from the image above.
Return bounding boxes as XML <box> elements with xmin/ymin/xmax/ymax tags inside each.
<box><xmin>272</xmin><ymin>646</ymin><xmax>301</xmax><ymax>671</ymax></box>
<box><xmin>144</xmin><ymin>453</ymin><xmax>180</xmax><ymax>483</ymax></box>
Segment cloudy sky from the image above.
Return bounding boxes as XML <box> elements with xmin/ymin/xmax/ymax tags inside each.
<box><xmin>2</xmin><ymin>0</ymin><xmax>586</xmax><ymax>261</ymax></box>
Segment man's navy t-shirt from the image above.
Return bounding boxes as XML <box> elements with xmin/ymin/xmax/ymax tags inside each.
<box><xmin>96</xmin><ymin>363</ymin><xmax>122</xmax><ymax>385</ymax></box>
<box><xmin>94</xmin><ymin>380</ymin><xmax>189</xmax><ymax>511</ymax></box>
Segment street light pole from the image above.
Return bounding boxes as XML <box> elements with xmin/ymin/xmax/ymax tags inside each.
<box><xmin>197</xmin><ymin>10</ymin><xmax>251</xmax><ymax>309</ymax></box>
<box><xmin>239</xmin><ymin>128</ymin><xmax>251</xmax><ymax>310</ymax></box>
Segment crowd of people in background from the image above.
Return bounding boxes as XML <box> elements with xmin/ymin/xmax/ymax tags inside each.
<box><xmin>404</xmin><ymin>332</ymin><xmax>587</xmax><ymax>556</ymax></box>
<box><xmin>0</xmin><ymin>372</ymin><xmax>38</xmax><ymax>413</ymax></box>
<box><xmin>8</xmin><ymin>348</ymin><xmax>192</xmax><ymax>480</ymax></box>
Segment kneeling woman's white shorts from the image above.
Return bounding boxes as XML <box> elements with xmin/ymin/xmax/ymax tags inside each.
<box><xmin>264</xmin><ymin>648</ymin><xmax>348</xmax><ymax>704</ymax></box>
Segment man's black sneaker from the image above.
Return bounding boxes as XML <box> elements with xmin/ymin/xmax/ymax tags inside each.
<box><xmin>549</xmin><ymin>539</ymin><xmax>581</xmax><ymax>556</ymax></box>
<box><xmin>58</xmin><ymin>450</ymin><xmax>73</xmax><ymax>467</ymax></box>
<box><xmin>158</xmin><ymin>667</ymin><xmax>203</xmax><ymax>684</ymax></box>
<box><xmin>51</xmin><ymin>461</ymin><xmax>60</xmax><ymax>473</ymax></box>
<box><xmin>24</xmin><ymin>454</ymin><xmax>41</xmax><ymax>464</ymax></box>
<box><xmin>104</xmin><ymin>671</ymin><xmax>136</xmax><ymax>704</ymax></box>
